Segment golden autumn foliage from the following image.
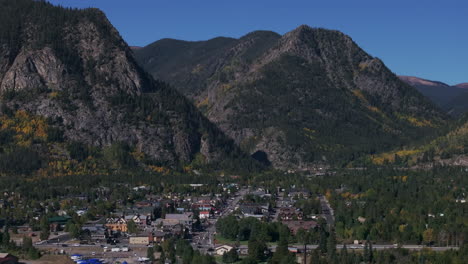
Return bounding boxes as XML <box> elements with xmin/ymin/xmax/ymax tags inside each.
<box><xmin>48</xmin><ymin>91</ymin><xmax>59</xmax><ymax>98</ymax></box>
<box><xmin>396</xmin><ymin>113</ymin><xmax>435</xmax><ymax>127</ymax></box>
<box><xmin>148</xmin><ymin>165</ymin><xmax>170</xmax><ymax>174</ymax></box>
<box><xmin>303</xmin><ymin>127</ymin><xmax>316</xmax><ymax>140</ymax></box>
<box><xmin>371</xmin><ymin>149</ymin><xmax>421</xmax><ymax>165</ymax></box>
<box><xmin>352</xmin><ymin>89</ymin><xmax>368</xmax><ymax>103</ymax></box>
<box><xmin>197</xmin><ymin>97</ymin><xmax>210</xmax><ymax>108</ymax></box>
<box><xmin>352</xmin><ymin>90</ymin><xmax>388</xmax><ymax>120</ymax></box>
<box><xmin>131</xmin><ymin>150</ymin><xmax>145</xmax><ymax>161</ymax></box>
<box><xmin>0</xmin><ymin>110</ymin><xmax>49</xmax><ymax>146</ymax></box>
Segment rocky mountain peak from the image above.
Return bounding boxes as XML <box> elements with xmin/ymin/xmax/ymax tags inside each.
<box><xmin>135</xmin><ymin>26</ymin><xmax>447</xmax><ymax>169</ymax></box>
<box><xmin>0</xmin><ymin>0</ymin><xmax>257</xmax><ymax>172</ymax></box>
<box><xmin>398</xmin><ymin>76</ymin><xmax>450</xmax><ymax>88</ymax></box>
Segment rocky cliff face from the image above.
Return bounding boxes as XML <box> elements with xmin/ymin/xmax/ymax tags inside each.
<box><xmin>0</xmin><ymin>0</ymin><xmax>253</xmax><ymax>170</ymax></box>
<box><xmin>135</xmin><ymin>25</ymin><xmax>447</xmax><ymax>169</ymax></box>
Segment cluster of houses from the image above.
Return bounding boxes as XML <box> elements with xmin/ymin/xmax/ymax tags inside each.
<box><xmin>77</xmin><ymin>191</ymin><xmax>228</xmax><ymax>246</ymax></box>
<box><xmin>231</xmin><ymin>187</ymin><xmax>320</xmax><ymax>235</ymax></box>
<box><xmin>276</xmin><ymin>190</ymin><xmax>319</xmax><ymax>235</ymax></box>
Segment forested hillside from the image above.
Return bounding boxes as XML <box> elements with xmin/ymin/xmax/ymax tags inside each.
<box><xmin>366</xmin><ymin>115</ymin><xmax>468</xmax><ymax>167</ymax></box>
<box><xmin>135</xmin><ymin>26</ymin><xmax>448</xmax><ymax>169</ymax></box>
<box><xmin>0</xmin><ymin>0</ymin><xmax>260</xmax><ymax>177</ymax></box>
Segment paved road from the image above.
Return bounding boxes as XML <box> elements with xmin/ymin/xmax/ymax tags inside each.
<box><xmin>234</xmin><ymin>244</ymin><xmax>459</xmax><ymax>252</ymax></box>
<box><xmin>318</xmin><ymin>194</ymin><xmax>334</xmax><ymax>228</ymax></box>
<box><xmin>192</xmin><ymin>187</ymin><xmax>249</xmax><ymax>253</ymax></box>
<box><xmin>35</xmin><ymin>242</ymin><xmax>460</xmax><ymax>253</ymax></box>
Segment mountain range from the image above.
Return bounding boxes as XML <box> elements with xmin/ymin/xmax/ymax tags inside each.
<box><xmin>399</xmin><ymin>76</ymin><xmax>468</xmax><ymax>116</ymax></box>
<box><xmin>134</xmin><ymin>26</ymin><xmax>447</xmax><ymax>169</ymax></box>
<box><xmin>0</xmin><ymin>0</ymin><xmax>464</xmax><ymax>174</ymax></box>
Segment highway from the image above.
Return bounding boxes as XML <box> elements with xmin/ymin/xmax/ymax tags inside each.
<box><xmin>234</xmin><ymin>244</ymin><xmax>459</xmax><ymax>252</ymax></box>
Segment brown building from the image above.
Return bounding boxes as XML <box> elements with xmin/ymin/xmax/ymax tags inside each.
<box><xmin>278</xmin><ymin>207</ymin><xmax>303</xmax><ymax>221</ymax></box>
<box><xmin>105</xmin><ymin>218</ymin><xmax>128</xmax><ymax>232</ymax></box>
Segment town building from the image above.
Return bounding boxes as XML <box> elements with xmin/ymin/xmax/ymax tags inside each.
<box><xmin>278</xmin><ymin>208</ymin><xmax>303</xmax><ymax>221</ymax></box>
<box><xmin>129</xmin><ymin>235</ymin><xmax>150</xmax><ymax>245</ymax></box>
<box><xmin>215</xmin><ymin>245</ymin><xmax>234</xmax><ymax>255</ymax></box>
<box><xmin>105</xmin><ymin>218</ymin><xmax>128</xmax><ymax>232</ymax></box>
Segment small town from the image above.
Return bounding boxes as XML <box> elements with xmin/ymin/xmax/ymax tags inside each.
<box><xmin>0</xmin><ymin>181</ymin><xmax>328</xmax><ymax>263</ymax></box>
<box><xmin>1</xmin><ymin>173</ymin><xmax>464</xmax><ymax>264</ymax></box>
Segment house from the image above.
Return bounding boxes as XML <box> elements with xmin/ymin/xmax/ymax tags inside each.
<box><xmin>0</xmin><ymin>253</ymin><xmax>18</xmax><ymax>264</ymax></box>
<box><xmin>283</xmin><ymin>220</ymin><xmax>317</xmax><ymax>235</ymax></box>
<box><xmin>75</xmin><ymin>209</ymin><xmax>87</xmax><ymax>216</ymax></box>
<box><xmin>124</xmin><ymin>214</ymin><xmax>148</xmax><ymax>228</ymax></box>
<box><xmin>278</xmin><ymin>208</ymin><xmax>303</xmax><ymax>221</ymax></box>
<box><xmin>135</xmin><ymin>201</ymin><xmax>153</xmax><ymax>208</ymax></box>
<box><xmin>105</xmin><ymin>218</ymin><xmax>127</xmax><ymax>232</ymax></box>
<box><xmin>239</xmin><ymin>204</ymin><xmax>262</xmax><ymax>215</ymax></box>
<box><xmin>192</xmin><ymin>203</ymin><xmax>213</xmax><ymax>212</ymax></box>
<box><xmin>81</xmin><ymin>224</ymin><xmax>106</xmax><ymax>241</ymax></box>
<box><xmin>357</xmin><ymin>216</ymin><xmax>366</xmax><ymax>224</ymax></box>
<box><xmin>215</xmin><ymin>245</ymin><xmax>233</xmax><ymax>256</ymax></box>
<box><xmin>199</xmin><ymin>211</ymin><xmax>210</xmax><ymax>220</ymax></box>
<box><xmin>289</xmin><ymin>190</ymin><xmax>310</xmax><ymax>200</ymax></box>
<box><xmin>48</xmin><ymin>216</ymin><xmax>71</xmax><ymax>232</ymax></box>
<box><xmin>277</xmin><ymin>197</ymin><xmax>294</xmax><ymax>208</ymax></box>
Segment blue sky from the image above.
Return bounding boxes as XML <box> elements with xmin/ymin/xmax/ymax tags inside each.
<box><xmin>48</xmin><ymin>0</ymin><xmax>467</xmax><ymax>85</ymax></box>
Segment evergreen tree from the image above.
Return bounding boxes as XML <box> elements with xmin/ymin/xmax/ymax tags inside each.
<box><xmin>147</xmin><ymin>246</ymin><xmax>155</xmax><ymax>262</ymax></box>
<box><xmin>127</xmin><ymin>219</ymin><xmax>138</xmax><ymax>234</ymax></box>
<box><xmin>327</xmin><ymin>229</ymin><xmax>337</xmax><ymax>263</ymax></box>
<box><xmin>222</xmin><ymin>248</ymin><xmax>239</xmax><ymax>263</ymax></box>
<box><xmin>270</xmin><ymin>231</ymin><xmax>290</xmax><ymax>264</ymax></box>
<box><xmin>39</xmin><ymin>215</ymin><xmax>50</xmax><ymax>241</ymax></box>
<box><xmin>248</xmin><ymin>238</ymin><xmax>267</xmax><ymax>262</ymax></box>
<box><xmin>22</xmin><ymin>236</ymin><xmax>33</xmax><ymax>250</ymax></box>
<box><xmin>364</xmin><ymin>238</ymin><xmax>373</xmax><ymax>263</ymax></box>
<box><xmin>309</xmin><ymin>249</ymin><xmax>320</xmax><ymax>264</ymax></box>
<box><xmin>340</xmin><ymin>244</ymin><xmax>348</xmax><ymax>264</ymax></box>
<box><xmin>319</xmin><ymin>222</ymin><xmax>328</xmax><ymax>254</ymax></box>
<box><xmin>2</xmin><ymin>230</ymin><xmax>10</xmax><ymax>247</ymax></box>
